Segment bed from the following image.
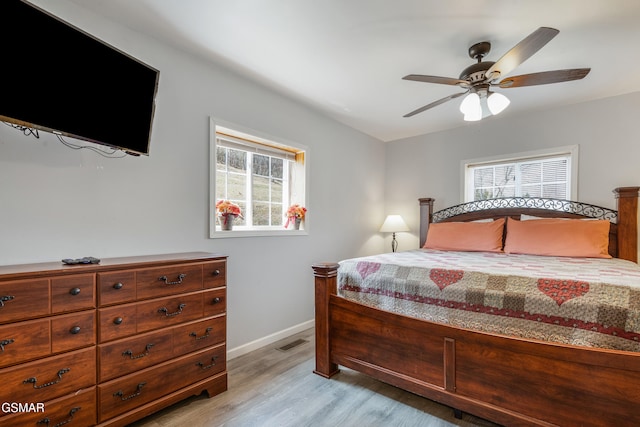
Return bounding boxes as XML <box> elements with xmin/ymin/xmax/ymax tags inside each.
<box><xmin>312</xmin><ymin>187</ymin><xmax>640</xmax><ymax>427</ymax></box>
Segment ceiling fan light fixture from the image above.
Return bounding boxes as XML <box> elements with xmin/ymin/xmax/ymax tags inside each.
<box><xmin>487</xmin><ymin>92</ymin><xmax>510</xmax><ymax>115</ymax></box>
<box><xmin>460</xmin><ymin>92</ymin><xmax>481</xmax><ymax>121</ymax></box>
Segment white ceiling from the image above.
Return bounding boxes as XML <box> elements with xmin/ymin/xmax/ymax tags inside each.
<box><xmin>68</xmin><ymin>0</ymin><xmax>640</xmax><ymax>142</ymax></box>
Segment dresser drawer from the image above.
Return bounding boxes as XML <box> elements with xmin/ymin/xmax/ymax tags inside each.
<box><xmin>99</xmin><ymin>303</ymin><xmax>138</xmax><ymax>343</ymax></box>
<box><xmin>0</xmin><ymin>279</ymin><xmax>49</xmax><ymax>324</ymax></box>
<box><xmin>52</xmin><ymin>310</ymin><xmax>96</xmax><ymax>353</ymax></box>
<box><xmin>203</xmin><ymin>260</ymin><xmax>226</xmax><ymax>289</ymax></box>
<box><xmin>0</xmin><ymin>318</ymin><xmax>50</xmax><ymax>368</ymax></box>
<box><xmin>203</xmin><ymin>288</ymin><xmax>226</xmax><ymax>317</ymax></box>
<box><xmin>136</xmin><ymin>264</ymin><xmax>204</xmax><ymax>300</ymax></box>
<box><xmin>98</xmin><ymin>345</ymin><xmax>226</xmax><ymax>422</ymax></box>
<box><xmin>98</xmin><ymin>270</ymin><xmax>136</xmax><ymax>306</ymax></box>
<box><xmin>173</xmin><ymin>316</ymin><xmax>226</xmax><ymax>356</ymax></box>
<box><xmin>136</xmin><ymin>292</ymin><xmax>204</xmax><ymax>333</ymax></box>
<box><xmin>0</xmin><ymin>347</ymin><xmax>95</xmax><ymax>405</ymax></box>
<box><xmin>99</xmin><ymin>328</ymin><xmax>174</xmax><ymax>382</ymax></box>
<box><xmin>0</xmin><ymin>386</ymin><xmax>96</xmax><ymax>427</ymax></box>
<box><xmin>52</xmin><ymin>274</ymin><xmax>95</xmax><ymax>313</ymax></box>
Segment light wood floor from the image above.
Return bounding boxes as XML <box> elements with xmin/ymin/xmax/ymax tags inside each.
<box><xmin>130</xmin><ymin>328</ymin><xmax>501</xmax><ymax>427</ymax></box>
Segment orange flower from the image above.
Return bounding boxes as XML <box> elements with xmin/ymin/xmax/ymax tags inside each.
<box><xmin>286</xmin><ymin>204</ymin><xmax>307</xmax><ymax>219</ymax></box>
<box><xmin>216</xmin><ymin>200</ymin><xmax>243</xmax><ymax>217</ymax></box>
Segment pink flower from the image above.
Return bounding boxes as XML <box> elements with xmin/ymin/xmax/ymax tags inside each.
<box><xmin>216</xmin><ymin>200</ymin><xmax>243</xmax><ymax>218</ymax></box>
<box><xmin>286</xmin><ymin>204</ymin><xmax>307</xmax><ymax>219</ymax></box>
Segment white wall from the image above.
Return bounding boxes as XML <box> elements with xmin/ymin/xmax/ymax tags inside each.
<box><xmin>0</xmin><ymin>1</ymin><xmax>386</xmax><ymax>352</ymax></box>
<box><xmin>386</xmin><ymin>91</ymin><xmax>640</xmax><ymax>251</ymax></box>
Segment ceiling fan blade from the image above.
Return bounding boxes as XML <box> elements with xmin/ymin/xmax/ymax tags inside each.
<box><xmin>403</xmin><ymin>74</ymin><xmax>470</xmax><ymax>87</ymax></box>
<box><xmin>498</xmin><ymin>68</ymin><xmax>590</xmax><ymax>88</ymax></box>
<box><xmin>403</xmin><ymin>91</ymin><xmax>468</xmax><ymax>118</ymax></box>
<box><xmin>485</xmin><ymin>27</ymin><xmax>559</xmax><ymax>81</ymax></box>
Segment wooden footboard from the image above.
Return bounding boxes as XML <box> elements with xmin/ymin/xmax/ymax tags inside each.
<box><xmin>313</xmin><ymin>263</ymin><xmax>640</xmax><ymax>427</ymax></box>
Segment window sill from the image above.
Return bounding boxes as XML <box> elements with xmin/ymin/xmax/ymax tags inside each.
<box><xmin>210</xmin><ymin>229</ymin><xmax>308</xmax><ymax>239</ymax></box>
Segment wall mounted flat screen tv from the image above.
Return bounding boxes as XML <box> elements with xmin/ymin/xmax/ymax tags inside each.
<box><xmin>0</xmin><ymin>0</ymin><xmax>159</xmax><ymax>156</ymax></box>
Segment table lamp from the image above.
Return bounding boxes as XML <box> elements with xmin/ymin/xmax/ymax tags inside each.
<box><xmin>379</xmin><ymin>215</ymin><xmax>409</xmax><ymax>252</ymax></box>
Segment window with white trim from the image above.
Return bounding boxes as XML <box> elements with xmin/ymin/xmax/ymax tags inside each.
<box><xmin>210</xmin><ymin>119</ymin><xmax>306</xmax><ymax>236</ymax></box>
<box><xmin>463</xmin><ymin>146</ymin><xmax>578</xmax><ymax>202</ymax></box>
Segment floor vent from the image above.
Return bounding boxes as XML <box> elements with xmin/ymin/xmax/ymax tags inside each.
<box><xmin>277</xmin><ymin>338</ymin><xmax>308</xmax><ymax>352</ymax></box>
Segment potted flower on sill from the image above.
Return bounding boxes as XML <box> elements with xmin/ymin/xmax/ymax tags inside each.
<box><xmin>285</xmin><ymin>204</ymin><xmax>307</xmax><ymax>230</ymax></box>
<box><xmin>216</xmin><ymin>200</ymin><xmax>242</xmax><ymax>231</ymax></box>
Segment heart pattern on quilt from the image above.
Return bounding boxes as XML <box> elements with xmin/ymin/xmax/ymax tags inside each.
<box><xmin>357</xmin><ymin>261</ymin><xmax>381</xmax><ymax>279</ymax></box>
<box><xmin>537</xmin><ymin>278</ymin><xmax>590</xmax><ymax>306</ymax></box>
<box><xmin>429</xmin><ymin>269</ymin><xmax>464</xmax><ymax>290</ymax></box>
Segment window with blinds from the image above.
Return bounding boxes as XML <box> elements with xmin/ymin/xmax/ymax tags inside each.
<box><xmin>210</xmin><ymin>119</ymin><xmax>306</xmax><ymax>235</ymax></box>
<box><xmin>464</xmin><ymin>147</ymin><xmax>577</xmax><ymax>202</ymax></box>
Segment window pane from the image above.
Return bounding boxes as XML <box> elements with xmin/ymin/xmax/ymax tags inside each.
<box><xmin>521</xmin><ymin>184</ymin><xmax>541</xmax><ymax>198</ymax></box>
<box><xmin>227</xmin><ymin>173</ymin><xmax>246</xmax><ymax>199</ymax></box>
<box><xmin>475</xmin><ymin>188</ymin><xmax>493</xmax><ymax>200</ymax></box>
<box><xmin>215</xmin><ymin>171</ymin><xmax>227</xmax><ymax>199</ymax></box>
<box><xmin>216</xmin><ymin>146</ymin><xmax>227</xmax><ymax>172</ymax></box>
<box><xmin>543</xmin><ymin>159</ymin><xmax>567</xmax><ymax>182</ymax></box>
<box><xmin>228</xmin><ymin>149</ymin><xmax>246</xmax><ymax>172</ymax></box>
<box><xmin>542</xmin><ymin>183</ymin><xmax>567</xmax><ymax>199</ymax></box>
<box><xmin>253</xmin><ymin>175</ymin><xmax>269</xmax><ymax>202</ymax></box>
<box><xmin>271</xmin><ymin>158</ymin><xmax>283</xmax><ymax>179</ymax></box>
<box><xmin>252</xmin><ymin>154</ymin><xmax>269</xmax><ymax>176</ymax></box>
<box><xmin>474</xmin><ymin>168</ymin><xmax>493</xmax><ymax>187</ymax></box>
<box><xmin>272</xmin><ymin>178</ymin><xmax>283</xmax><ymax>203</ymax></box>
<box><xmin>499</xmin><ymin>186</ymin><xmax>515</xmax><ymax>197</ymax></box>
<box><xmin>253</xmin><ymin>201</ymin><xmax>270</xmax><ymax>225</ymax></box>
<box><xmin>520</xmin><ymin>163</ymin><xmax>541</xmax><ymax>185</ymax></box>
<box><xmin>271</xmin><ymin>204</ymin><xmax>283</xmax><ymax>226</ymax></box>
<box><xmin>494</xmin><ymin>165</ymin><xmax>515</xmax><ymax>187</ymax></box>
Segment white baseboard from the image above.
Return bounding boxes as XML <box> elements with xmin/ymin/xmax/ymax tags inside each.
<box><xmin>227</xmin><ymin>319</ymin><xmax>315</xmax><ymax>360</ymax></box>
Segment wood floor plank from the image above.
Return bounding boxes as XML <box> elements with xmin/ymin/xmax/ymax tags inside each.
<box><xmin>129</xmin><ymin>328</ymin><xmax>500</xmax><ymax>427</ymax></box>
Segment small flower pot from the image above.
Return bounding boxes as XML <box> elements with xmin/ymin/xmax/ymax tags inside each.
<box><xmin>220</xmin><ymin>214</ymin><xmax>235</xmax><ymax>231</ymax></box>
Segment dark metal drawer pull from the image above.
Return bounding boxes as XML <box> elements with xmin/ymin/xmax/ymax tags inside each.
<box><xmin>24</xmin><ymin>368</ymin><xmax>71</xmax><ymax>389</ymax></box>
<box><xmin>69</xmin><ymin>287</ymin><xmax>81</xmax><ymax>296</ymax></box>
<box><xmin>0</xmin><ymin>338</ymin><xmax>14</xmax><ymax>352</ymax></box>
<box><xmin>190</xmin><ymin>327</ymin><xmax>213</xmax><ymax>341</ymax></box>
<box><xmin>212</xmin><ymin>269</ymin><xmax>221</xmax><ymax>276</ymax></box>
<box><xmin>158</xmin><ymin>303</ymin><xmax>186</xmax><ymax>317</ymax></box>
<box><xmin>113</xmin><ymin>382</ymin><xmax>146</xmax><ymax>401</ymax></box>
<box><xmin>0</xmin><ymin>295</ymin><xmax>15</xmax><ymax>307</ymax></box>
<box><xmin>113</xmin><ymin>282</ymin><xmax>123</xmax><ymax>290</ymax></box>
<box><xmin>70</xmin><ymin>326</ymin><xmax>81</xmax><ymax>334</ymax></box>
<box><xmin>212</xmin><ymin>297</ymin><xmax>222</xmax><ymax>304</ymax></box>
<box><xmin>37</xmin><ymin>406</ymin><xmax>81</xmax><ymax>427</ymax></box>
<box><xmin>196</xmin><ymin>355</ymin><xmax>219</xmax><ymax>370</ymax></box>
<box><xmin>158</xmin><ymin>273</ymin><xmax>186</xmax><ymax>285</ymax></box>
<box><xmin>113</xmin><ymin>317</ymin><xmax>123</xmax><ymax>325</ymax></box>
<box><xmin>122</xmin><ymin>343</ymin><xmax>155</xmax><ymax>359</ymax></box>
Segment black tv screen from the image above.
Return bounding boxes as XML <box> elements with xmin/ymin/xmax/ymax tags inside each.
<box><xmin>0</xmin><ymin>0</ymin><xmax>159</xmax><ymax>156</ymax></box>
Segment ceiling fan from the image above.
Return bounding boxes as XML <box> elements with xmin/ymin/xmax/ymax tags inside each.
<box><xmin>402</xmin><ymin>27</ymin><xmax>590</xmax><ymax>121</ymax></box>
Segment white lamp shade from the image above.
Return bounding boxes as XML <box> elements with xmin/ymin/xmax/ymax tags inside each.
<box><xmin>460</xmin><ymin>93</ymin><xmax>482</xmax><ymax>121</ymax></box>
<box><xmin>487</xmin><ymin>92</ymin><xmax>510</xmax><ymax>115</ymax></box>
<box><xmin>379</xmin><ymin>215</ymin><xmax>410</xmax><ymax>233</ymax></box>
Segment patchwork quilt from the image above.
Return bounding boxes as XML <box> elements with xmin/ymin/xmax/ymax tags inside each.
<box><xmin>338</xmin><ymin>249</ymin><xmax>640</xmax><ymax>352</ymax></box>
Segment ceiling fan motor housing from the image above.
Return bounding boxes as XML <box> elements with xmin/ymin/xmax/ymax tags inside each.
<box><xmin>459</xmin><ymin>61</ymin><xmax>495</xmax><ymax>83</ymax></box>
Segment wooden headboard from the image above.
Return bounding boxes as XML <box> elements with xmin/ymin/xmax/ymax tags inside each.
<box><xmin>419</xmin><ymin>186</ymin><xmax>639</xmax><ymax>262</ymax></box>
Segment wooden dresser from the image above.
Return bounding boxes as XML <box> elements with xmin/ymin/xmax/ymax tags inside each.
<box><xmin>0</xmin><ymin>252</ymin><xmax>227</xmax><ymax>427</ymax></box>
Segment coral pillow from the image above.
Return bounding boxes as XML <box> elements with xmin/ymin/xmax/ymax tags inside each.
<box><xmin>424</xmin><ymin>218</ymin><xmax>505</xmax><ymax>252</ymax></box>
<box><xmin>504</xmin><ymin>217</ymin><xmax>611</xmax><ymax>258</ymax></box>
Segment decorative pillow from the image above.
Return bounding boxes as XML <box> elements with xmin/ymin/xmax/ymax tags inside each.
<box><xmin>424</xmin><ymin>218</ymin><xmax>505</xmax><ymax>252</ymax></box>
<box><xmin>504</xmin><ymin>217</ymin><xmax>611</xmax><ymax>258</ymax></box>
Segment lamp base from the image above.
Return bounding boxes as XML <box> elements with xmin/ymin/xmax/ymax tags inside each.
<box><xmin>391</xmin><ymin>232</ymin><xmax>398</xmax><ymax>253</ymax></box>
